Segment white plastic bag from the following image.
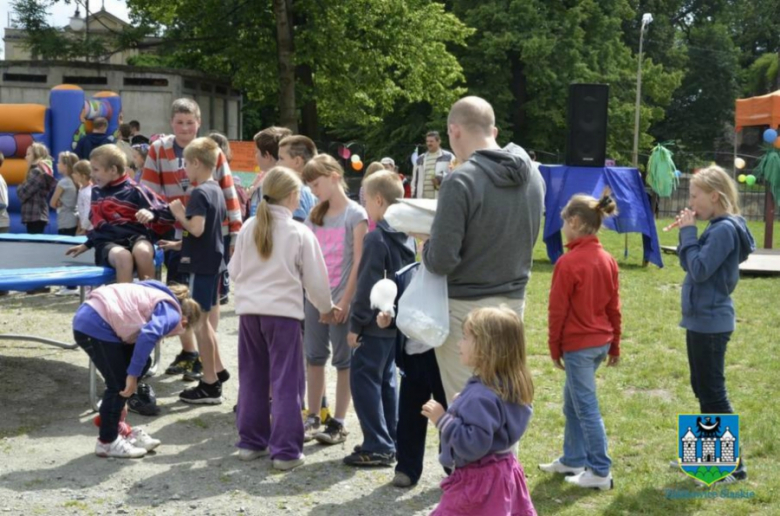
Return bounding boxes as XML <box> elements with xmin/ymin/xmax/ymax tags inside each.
<box><xmin>384</xmin><ymin>199</ymin><xmax>437</xmax><ymax>235</ymax></box>
<box><xmin>396</xmin><ymin>263</ymin><xmax>449</xmax><ymax>348</ymax></box>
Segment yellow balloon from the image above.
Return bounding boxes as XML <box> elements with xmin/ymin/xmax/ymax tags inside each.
<box><xmin>738</xmin><ymin>174</ymin><xmax>746</xmax><ymax>183</ymax></box>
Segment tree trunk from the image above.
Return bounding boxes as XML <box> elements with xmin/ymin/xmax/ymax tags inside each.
<box><xmin>297</xmin><ymin>63</ymin><xmax>319</xmax><ymax>138</ymax></box>
<box><xmin>510</xmin><ymin>54</ymin><xmax>527</xmax><ymax>144</ymax></box>
<box><xmin>273</xmin><ymin>0</ymin><xmax>297</xmax><ymax>132</ymax></box>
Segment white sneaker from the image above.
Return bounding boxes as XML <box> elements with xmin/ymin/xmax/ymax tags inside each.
<box><xmin>539</xmin><ymin>458</ymin><xmax>585</xmax><ymax>476</ymax></box>
<box><xmin>239</xmin><ymin>448</ymin><xmax>270</xmax><ymax>461</ymax></box>
<box><xmin>95</xmin><ymin>436</ymin><xmax>147</xmax><ymax>458</ymax></box>
<box><xmin>128</xmin><ymin>428</ymin><xmax>161</xmax><ymax>451</ymax></box>
<box><xmin>564</xmin><ymin>469</ymin><xmax>613</xmax><ymax>490</ymax></box>
<box><xmin>273</xmin><ymin>454</ymin><xmax>305</xmax><ymax>471</ymax></box>
<box><xmin>55</xmin><ymin>287</ymin><xmax>80</xmax><ymax>296</ymax></box>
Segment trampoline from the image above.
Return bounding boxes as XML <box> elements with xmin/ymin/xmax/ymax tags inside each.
<box><xmin>0</xmin><ymin>233</ymin><xmax>162</xmax><ymax>410</ymax></box>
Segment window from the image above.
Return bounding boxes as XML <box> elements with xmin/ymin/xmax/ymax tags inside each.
<box><xmin>2</xmin><ymin>73</ymin><xmax>47</xmax><ymax>83</ymax></box>
<box><xmin>124</xmin><ymin>77</ymin><xmax>169</xmax><ymax>87</ymax></box>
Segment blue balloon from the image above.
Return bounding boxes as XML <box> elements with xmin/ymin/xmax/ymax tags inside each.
<box><xmin>764</xmin><ymin>128</ymin><xmax>778</xmax><ymax>144</ymax></box>
<box><xmin>674</xmin><ymin>170</ymin><xmax>682</xmax><ymax>177</ymax></box>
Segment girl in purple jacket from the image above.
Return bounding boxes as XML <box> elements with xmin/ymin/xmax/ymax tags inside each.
<box><xmin>72</xmin><ymin>280</ymin><xmax>202</xmax><ymax>458</ymax></box>
<box><xmin>422</xmin><ymin>305</ymin><xmax>536</xmax><ymax>516</ymax></box>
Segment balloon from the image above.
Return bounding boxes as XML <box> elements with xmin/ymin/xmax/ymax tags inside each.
<box><xmin>352</xmin><ymin>160</ymin><xmax>363</xmax><ymax>171</ymax></box>
<box><xmin>674</xmin><ymin>170</ymin><xmax>682</xmax><ymax>177</ymax></box>
<box><xmin>763</xmin><ymin>129</ymin><xmax>778</xmax><ymax>144</ymax></box>
<box><xmin>775</xmin><ymin>137</ymin><xmax>780</xmax><ymax>149</ymax></box>
<box><xmin>738</xmin><ymin>174</ymin><xmax>746</xmax><ymax>183</ymax></box>
<box><xmin>746</xmin><ymin>175</ymin><xmax>757</xmax><ymax>186</ymax></box>
<box><xmin>734</xmin><ymin>157</ymin><xmax>746</xmax><ymax>169</ymax></box>
<box><xmin>351</xmin><ymin>154</ymin><xmax>361</xmax><ymax>163</ymax></box>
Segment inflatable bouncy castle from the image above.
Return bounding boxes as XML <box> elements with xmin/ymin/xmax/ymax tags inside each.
<box><xmin>0</xmin><ymin>86</ymin><xmax>122</xmax><ymax>233</ymax></box>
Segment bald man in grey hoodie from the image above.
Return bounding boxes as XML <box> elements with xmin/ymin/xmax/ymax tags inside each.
<box><xmin>422</xmin><ymin>96</ymin><xmax>545</xmax><ymax>403</ymax></box>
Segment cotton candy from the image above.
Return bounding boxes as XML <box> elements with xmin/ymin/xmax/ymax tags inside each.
<box><xmin>370</xmin><ymin>278</ymin><xmax>398</xmax><ymax>317</ymax></box>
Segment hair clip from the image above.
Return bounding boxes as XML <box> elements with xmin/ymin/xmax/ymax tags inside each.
<box><xmin>262</xmin><ymin>195</ymin><xmax>271</xmax><ymax>202</ymax></box>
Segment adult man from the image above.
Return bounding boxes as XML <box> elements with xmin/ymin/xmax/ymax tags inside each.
<box><xmin>129</xmin><ymin>120</ymin><xmax>150</xmax><ymax>146</ymax></box>
<box><xmin>75</xmin><ymin>117</ymin><xmax>115</xmax><ymax>160</ymax></box>
<box><xmin>411</xmin><ymin>131</ymin><xmax>454</xmax><ymax>199</ymax></box>
<box><xmin>421</xmin><ymin>96</ymin><xmax>545</xmax><ymax>403</ymax></box>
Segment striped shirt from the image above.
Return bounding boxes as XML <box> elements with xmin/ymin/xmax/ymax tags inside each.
<box><xmin>140</xmin><ymin>135</ymin><xmax>242</xmax><ymax>241</ymax></box>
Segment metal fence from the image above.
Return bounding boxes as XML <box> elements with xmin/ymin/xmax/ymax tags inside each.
<box><xmin>656</xmin><ymin>175</ymin><xmax>777</xmax><ymax>221</ymax></box>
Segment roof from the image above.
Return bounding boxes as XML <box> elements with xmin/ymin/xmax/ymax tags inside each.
<box><xmin>682</xmin><ymin>428</ymin><xmax>697</xmax><ymax>441</ymax></box>
<box><xmin>720</xmin><ymin>427</ymin><xmax>735</xmax><ymax>441</ymax></box>
<box><xmin>735</xmin><ymin>90</ymin><xmax>780</xmax><ymax>131</ymax></box>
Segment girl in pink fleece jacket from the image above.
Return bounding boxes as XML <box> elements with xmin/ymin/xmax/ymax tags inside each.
<box><xmin>72</xmin><ymin>280</ymin><xmax>202</xmax><ymax>458</ymax></box>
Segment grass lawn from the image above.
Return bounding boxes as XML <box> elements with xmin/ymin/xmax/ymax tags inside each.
<box><xmin>518</xmin><ymin>218</ymin><xmax>778</xmax><ymax>514</ymax></box>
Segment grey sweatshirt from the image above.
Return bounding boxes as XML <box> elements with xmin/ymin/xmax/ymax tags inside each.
<box><xmin>422</xmin><ymin>143</ymin><xmax>544</xmax><ymax>300</ymax></box>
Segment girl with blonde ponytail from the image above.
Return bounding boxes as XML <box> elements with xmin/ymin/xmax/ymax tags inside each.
<box><xmin>229</xmin><ymin>166</ymin><xmax>339</xmax><ymax>470</ymax></box>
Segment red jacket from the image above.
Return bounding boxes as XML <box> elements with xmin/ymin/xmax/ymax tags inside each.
<box><xmin>548</xmin><ymin>235</ymin><xmax>621</xmax><ymax>360</ymax></box>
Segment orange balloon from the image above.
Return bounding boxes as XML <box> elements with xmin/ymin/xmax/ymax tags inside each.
<box><xmin>775</xmin><ymin>136</ymin><xmax>780</xmax><ymax>149</ymax></box>
<box><xmin>352</xmin><ymin>160</ymin><xmax>363</xmax><ymax>171</ymax></box>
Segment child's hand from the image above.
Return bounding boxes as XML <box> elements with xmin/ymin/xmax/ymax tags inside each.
<box><xmin>65</xmin><ymin>244</ymin><xmax>87</xmax><ymax>257</ymax></box>
<box><xmin>677</xmin><ymin>208</ymin><xmax>697</xmax><ymax>228</ymax></box>
<box><xmin>136</xmin><ymin>209</ymin><xmax>155</xmax><ymax>224</ymax></box>
<box><xmin>119</xmin><ymin>375</ymin><xmax>138</xmax><ymax>398</ymax></box>
<box><xmin>607</xmin><ymin>355</ymin><xmax>620</xmax><ymax>367</ymax></box>
<box><xmin>333</xmin><ymin>300</ymin><xmax>350</xmax><ymax>324</ymax></box>
<box><xmin>421</xmin><ymin>400</ymin><xmax>445</xmax><ymax>425</ymax></box>
<box><xmin>157</xmin><ymin>239</ymin><xmax>182</xmax><ymax>251</ymax></box>
<box><xmin>347</xmin><ymin>332</ymin><xmax>360</xmax><ymax>349</ymax></box>
<box><xmin>170</xmin><ymin>199</ymin><xmax>186</xmax><ymax>221</ymax></box>
<box><xmin>376</xmin><ymin>311</ymin><xmax>393</xmax><ymax>329</ymax></box>
<box><xmin>552</xmin><ymin>357</ymin><xmax>565</xmax><ymax>370</ymax></box>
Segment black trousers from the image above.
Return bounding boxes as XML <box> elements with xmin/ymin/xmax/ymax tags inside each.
<box><xmin>395</xmin><ymin>349</ymin><xmax>447</xmax><ymax>484</ymax></box>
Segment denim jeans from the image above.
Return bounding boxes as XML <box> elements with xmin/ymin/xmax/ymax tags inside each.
<box><xmin>686</xmin><ymin>330</ymin><xmax>733</xmax><ymax>414</ymax></box>
<box><xmin>350</xmin><ymin>335</ymin><xmax>397</xmax><ymax>454</ymax></box>
<box><xmin>74</xmin><ymin>331</ymin><xmax>142</xmax><ymax>443</ymax></box>
<box><xmin>561</xmin><ymin>344</ymin><xmax>612</xmax><ymax>477</ymax></box>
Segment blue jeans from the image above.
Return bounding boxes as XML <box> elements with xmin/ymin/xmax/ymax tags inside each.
<box><xmin>561</xmin><ymin>344</ymin><xmax>612</xmax><ymax>477</ymax></box>
<box><xmin>686</xmin><ymin>330</ymin><xmax>733</xmax><ymax>414</ymax></box>
<box><xmin>350</xmin><ymin>335</ymin><xmax>397</xmax><ymax>454</ymax></box>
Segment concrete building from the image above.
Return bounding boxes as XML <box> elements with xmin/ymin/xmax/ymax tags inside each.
<box><xmin>0</xmin><ymin>61</ymin><xmax>243</xmax><ymax>139</ymax></box>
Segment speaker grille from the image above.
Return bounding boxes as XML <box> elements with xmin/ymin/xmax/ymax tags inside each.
<box><xmin>566</xmin><ymin>84</ymin><xmax>609</xmax><ymax>167</ymax></box>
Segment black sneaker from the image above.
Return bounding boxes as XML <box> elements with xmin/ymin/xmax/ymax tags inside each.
<box><xmin>127</xmin><ymin>383</ymin><xmax>160</xmax><ymax>416</ymax></box>
<box><xmin>314</xmin><ymin>419</ymin><xmax>348</xmax><ymax>445</ymax></box>
<box><xmin>165</xmin><ymin>352</ymin><xmax>200</xmax><ymax>375</ymax></box>
<box><xmin>182</xmin><ymin>357</ymin><xmax>204</xmax><ymax>382</ymax></box>
<box><xmin>343</xmin><ymin>450</ymin><xmax>395</xmax><ymax>467</ymax></box>
<box><xmin>219</xmin><ymin>295</ymin><xmax>229</xmax><ymax>305</ymax></box>
<box><xmin>217</xmin><ymin>369</ymin><xmax>231</xmax><ymax>384</ymax></box>
<box><xmin>179</xmin><ymin>381</ymin><xmax>223</xmax><ymax>405</ymax></box>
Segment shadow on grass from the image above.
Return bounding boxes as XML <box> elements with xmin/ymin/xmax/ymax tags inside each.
<box><xmin>529</xmin><ymin>474</ymin><xmax>599</xmax><ymax>514</ymax></box>
<box><xmin>601</xmin><ymin>480</ymin><xmax>702</xmax><ymax>516</ymax></box>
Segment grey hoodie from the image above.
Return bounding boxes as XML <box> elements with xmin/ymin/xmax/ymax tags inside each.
<box><xmin>422</xmin><ymin>143</ymin><xmax>544</xmax><ymax>299</ymax></box>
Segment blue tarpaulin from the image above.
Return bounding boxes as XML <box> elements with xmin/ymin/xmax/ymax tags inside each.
<box><xmin>539</xmin><ymin>165</ymin><xmax>663</xmax><ymax>268</ymax></box>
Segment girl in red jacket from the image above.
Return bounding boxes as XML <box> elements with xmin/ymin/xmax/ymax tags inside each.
<box><xmin>539</xmin><ymin>190</ymin><xmax>621</xmax><ymax>491</ymax></box>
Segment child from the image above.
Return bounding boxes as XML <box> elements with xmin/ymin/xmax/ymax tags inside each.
<box><xmin>142</xmin><ymin>137</ymin><xmax>230</xmax><ymax>404</ymax></box>
<box><xmin>65</xmin><ymin>145</ymin><xmax>174</xmax><ymax>283</ymax></box>
<box><xmin>301</xmin><ymin>154</ymin><xmax>368</xmax><ymax>444</ymax></box>
<box><xmin>674</xmin><ymin>165</ymin><xmax>754</xmax><ymax>484</ymax></box>
<box><xmin>75</xmin><ymin>117</ymin><xmax>116</xmax><ymax>160</ymax></box>
<box><xmin>131</xmin><ymin>144</ymin><xmax>149</xmax><ymax>183</ymax></box>
<box><xmin>73</xmin><ymin>160</ymin><xmax>94</xmax><ymax>235</ymax></box>
<box><xmin>359</xmin><ymin>161</ymin><xmax>384</xmax><ymax>207</ymax></box>
<box><xmin>50</xmin><ymin>151</ymin><xmax>80</xmax><ymax>236</ymax></box>
<box><xmin>73</xmin><ymin>280</ymin><xmax>202</xmax><ymax>458</ymax></box>
<box><xmin>16</xmin><ymin>143</ymin><xmax>57</xmax><ymax>234</ymax></box>
<box><xmin>344</xmin><ymin>170</ymin><xmax>415</xmax><ymax>467</ymax></box>
<box><xmin>422</xmin><ymin>306</ymin><xmax>536</xmax><ymax>515</ymax></box>
<box><xmin>539</xmin><ymin>191</ymin><xmax>621</xmax><ymax>490</ymax></box>
<box><xmin>141</xmin><ymin>98</ymin><xmax>243</xmax><ymax>380</ymax></box>
<box><xmin>377</xmin><ymin>262</ymin><xmax>447</xmax><ymax>488</ymax></box>
<box><xmin>277</xmin><ymin>135</ymin><xmax>318</xmax><ymax>222</ymax></box>
<box><xmin>229</xmin><ymin>166</ymin><xmax>337</xmax><ymax>471</ymax></box>
<box><xmin>0</xmin><ymin>153</ymin><xmax>9</xmax><ymax>234</ymax></box>
<box><xmin>249</xmin><ymin>126</ymin><xmax>292</xmax><ymax>217</ymax></box>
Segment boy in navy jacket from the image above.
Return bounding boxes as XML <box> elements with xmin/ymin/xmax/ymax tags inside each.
<box><xmin>345</xmin><ymin>171</ymin><xmax>415</xmax><ymax>467</ymax></box>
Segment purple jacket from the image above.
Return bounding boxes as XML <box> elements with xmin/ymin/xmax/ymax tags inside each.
<box><xmin>437</xmin><ymin>376</ymin><xmax>532</xmax><ymax>469</ymax></box>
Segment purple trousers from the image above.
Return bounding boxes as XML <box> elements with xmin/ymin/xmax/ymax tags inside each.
<box><xmin>236</xmin><ymin>315</ymin><xmax>304</xmax><ymax>461</ymax></box>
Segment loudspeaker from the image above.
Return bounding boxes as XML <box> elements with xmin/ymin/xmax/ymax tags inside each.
<box><xmin>566</xmin><ymin>83</ymin><xmax>609</xmax><ymax>167</ymax></box>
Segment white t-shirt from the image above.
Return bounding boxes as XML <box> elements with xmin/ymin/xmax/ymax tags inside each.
<box><xmin>77</xmin><ymin>184</ymin><xmax>93</xmax><ymax>231</ymax></box>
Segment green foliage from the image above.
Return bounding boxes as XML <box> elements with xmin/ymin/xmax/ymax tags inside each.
<box><xmin>755</xmin><ymin>149</ymin><xmax>780</xmax><ymax>204</ymax></box>
<box><xmin>692</xmin><ymin>465</ymin><xmax>730</xmax><ymax>484</ymax></box>
<box><xmin>743</xmin><ymin>53</ymin><xmax>779</xmax><ymax>96</ymax></box>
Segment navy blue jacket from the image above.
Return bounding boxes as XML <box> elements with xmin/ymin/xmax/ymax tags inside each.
<box><xmin>349</xmin><ymin>219</ymin><xmax>416</xmax><ymax>338</ymax></box>
<box><xmin>75</xmin><ymin>132</ymin><xmax>116</xmax><ymax>160</ymax></box>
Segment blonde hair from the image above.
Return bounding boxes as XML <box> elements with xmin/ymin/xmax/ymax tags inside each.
<box><xmin>365</xmin><ymin>161</ymin><xmax>384</xmax><ymax>178</ymax></box>
<box><xmin>362</xmin><ymin>170</ymin><xmax>404</xmax><ymax>205</ymax></box>
<box><xmin>168</xmin><ymin>284</ymin><xmax>204</xmax><ymax>330</ymax></box>
<box><xmin>90</xmin><ymin>145</ymin><xmax>127</xmax><ymax>176</ymax></box>
<box><xmin>561</xmin><ymin>188</ymin><xmax>618</xmax><ymax>235</ymax></box>
<box><xmin>463</xmin><ymin>306</ymin><xmax>534</xmax><ymax>405</ymax></box>
<box><xmin>303</xmin><ymin>154</ymin><xmax>348</xmax><ymax>226</ymax></box>
<box><xmin>72</xmin><ymin>160</ymin><xmax>92</xmax><ymax>182</ymax></box>
<box><xmin>27</xmin><ymin>142</ymin><xmax>50</xmax><ymax>167</ymax></box>
<box><xmin>691</xmin><ymin>165</ymin><xmax>741</xmax><ymax>215</ymax></box>
<box><xmin>279</xmin><ymin>135</ymin><xmax>316</xmax><ymax>163</ymax></box>
<box><xmin>183</xmin><ymin>137</ymin><xmax>219</xmax><ymax>172</ymax></box>
<box><xmin>58</xmin><ymin>151</ymin><xmax>79</xmax><ymax>178</ymax></box>
<box><xmin>254</xmin><ymin>166</ymin><xmax>302</xmax><ymax>259</ymax></box>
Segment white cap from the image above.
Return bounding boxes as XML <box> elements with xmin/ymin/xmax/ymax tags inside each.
<box><xmin>380</xmin><ymin>157</ymin><xmax>395</xmax><ymax>167</ymax></box>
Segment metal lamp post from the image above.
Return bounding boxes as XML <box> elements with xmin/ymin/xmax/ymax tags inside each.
<box><xmin>632</xmin><ymin>13</ymin><xmax>653</xmax><ymax>168</ymax></box>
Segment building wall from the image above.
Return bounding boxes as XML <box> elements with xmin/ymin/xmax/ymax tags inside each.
<box><xmin>0</xmin><ymin>62</ymin><xmax>242</xmax><ymax>139</ymax></box>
